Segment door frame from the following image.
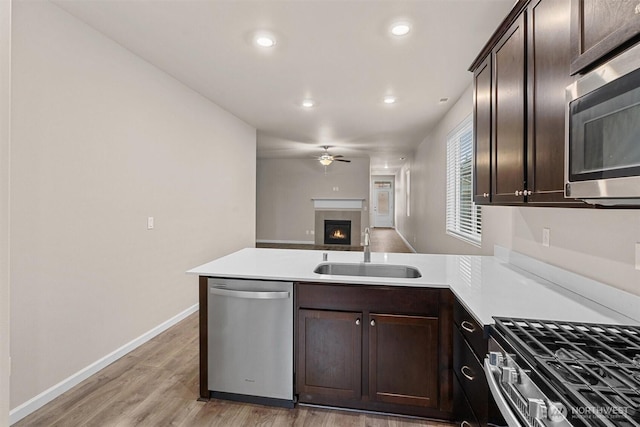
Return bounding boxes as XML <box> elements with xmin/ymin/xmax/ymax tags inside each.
<box><xmin>371</xmin><ymin>176</ymin><xmax>395</xmax><ymax>228</ymax></box>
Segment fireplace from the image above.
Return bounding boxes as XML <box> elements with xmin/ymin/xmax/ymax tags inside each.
<box><xmin>324</xmin><ymin>220</ymin><xmax>351</xmax><ymax>245</ymax></box>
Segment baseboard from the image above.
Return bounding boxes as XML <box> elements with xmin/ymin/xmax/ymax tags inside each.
<box><xmin>9</xmin><ymin>303</ymin><xmax>199</xmax><ymax>425</ymax></box>
<box><xmin>396</xmin><ymin>230</ymin><xmax>417</xmax><ymax>253</ymax></box>
<box><xmin>256</xmin><ymin>239</ymin><xmax>315</xmax><ymax>245</ymax></box>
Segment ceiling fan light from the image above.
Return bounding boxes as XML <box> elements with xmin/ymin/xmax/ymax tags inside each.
<box><xmin>319</xmin><ymin>158</ymin><xmax>333</xmax><ymax>166</ymax></box>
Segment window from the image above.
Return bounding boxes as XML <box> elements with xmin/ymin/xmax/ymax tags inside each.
<box><xmin>446</xmin><ymin>114</ymin><xmax>481</xmax><ymax>245</ymax></box>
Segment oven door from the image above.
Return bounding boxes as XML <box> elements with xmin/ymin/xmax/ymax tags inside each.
<box><xmin>484</xmin><ymin>337</ymin><xmax>573</xmax><ymax>427</ymax></box>
<box><xmin>565</xmin><ymin>42</ymin><xmax>640</xmax><ymax>204</ymax></box>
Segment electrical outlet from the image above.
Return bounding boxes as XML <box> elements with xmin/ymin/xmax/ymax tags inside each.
<box><xmin>636</xmin><ymin>243</ymin><xmax>640</xmax><ymax>270</ymax></box>
<box><xmin>147</xmin><ymin>217</ymin><xmax>154</xmax><ymax>230</ymax></box>
<box><xmin>542</xmin><ymin>228</ymin><xmax>550</xmax><ymax>247</ymax></box>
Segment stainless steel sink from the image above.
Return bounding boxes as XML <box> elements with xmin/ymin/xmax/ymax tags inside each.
<box><xmin>313</xmin><ymin>262</ymin><xmax>422</xmax><ymax>279</ymax></box>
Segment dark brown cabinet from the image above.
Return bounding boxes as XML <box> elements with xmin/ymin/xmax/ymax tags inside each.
<box><xmin>473</xmin><ymin>56</ymin><xmax>492</xmax><ymax>204</ymax></box>
<box><xmin>297</xmin><ymin>309</ymin><xmax>361</xmax><ymax>400</ymax></box>
<box><xmin>527</xmin><ymin>0</ymin><xmax>579</xmax><ymax>204</ymax></box>
<box><xmin>471</xmin><ymin>0</ymin><xmax>585</xmax><ymax>207</ymax></box>
<box><xmin>369</xmin><ymin>313</ymin><xmax>438</xmax><ymax>408</ymax></box>
<box><xmin>295</xmin><ymin>283</ymin><xmax>453</xmax><ymax>419</ymax></box>
<box><xmin>570</xmin><ymin>0</ymin><xmax>640</xmax><ymax>75</ymax></box>
<box><xmin>492</xmin><ymin>13</ymin><xmax>527</xmax><ymax>204</ymax></box>
<box><xmin>452</xmin><ymin>299</ymin><xmax>503</xmax><ymax>427</ymax></box>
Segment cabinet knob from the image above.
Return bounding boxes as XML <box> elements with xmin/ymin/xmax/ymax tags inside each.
<box><xmin>355</xmin><ymin>318</ymin><xmax>360</xmax><ymax>326</ymax></box>
<box><xmin>370</xmin><ymin>319</ymin><xmax>376</xmax><ymax>327</ymax></box>
<box><xmin>484</xmin><ymin>192</ymin><xmax>489</xmax><ymax>197</ymax></box>
<box><xmin>526</xmin><ymin>190</ymin><xmax>532</xmax><ymax>196</ymax></box>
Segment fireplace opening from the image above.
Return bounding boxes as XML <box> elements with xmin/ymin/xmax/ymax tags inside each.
<box><xmin>324</xmin><ymin>220</ymin><xmax>352</xmax><ymax>245</ymax></box>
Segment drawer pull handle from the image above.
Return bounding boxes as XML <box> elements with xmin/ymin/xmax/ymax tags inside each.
<box><xmin>370</xmin><ymin>319</ymin><xmax>376</xmax><ymax>327</ymax></box>
<box><xmin>461</xmin><ymin>421</ymin><xmax>473</xmax><ymax>427</ymax></box>
<box><xmin>461</xmin><ymin>365</ymin><xmax>476</xmax><ymax>381</ymax></box>
<box><xmin>461</xmin><ymin>320</ymin><xmax>476</xmax><ymax>333</ymax></box>
<box><xmin>355</xmin><ymin>318</ymin><xmax>360</xmax><ymax>326</ymax></box>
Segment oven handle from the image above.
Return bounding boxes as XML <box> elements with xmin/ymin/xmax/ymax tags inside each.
<box><xmin>484</xmin><ymin>358</ymin><xmax>522</xmax><ymax>427</ymax></box>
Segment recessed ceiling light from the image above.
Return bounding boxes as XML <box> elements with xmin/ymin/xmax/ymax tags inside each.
<box><xmin>390</xmin><ymin>22</ymin><xmax>411</xmax><ymax>37</ymax></box>
<box><xmin>383</xmin><ymin>95</ymin><xmax>397</xmax><ymax>104</ymax></box>
<box><xmin>254</xmin><ymin>34</ymin><xmax>276</xmax><ymax>48</ymax></box>
<box><xmin>301</xmin><ymin>99</ymin><xmax>315</xmax><ymax>108</ymax></box>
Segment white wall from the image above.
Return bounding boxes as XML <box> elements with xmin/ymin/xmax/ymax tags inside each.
<box><xmin>10</xmin><ymin>0</ymin><xmax>256</xmax><ymax>411</ymax></box>
<box><xmin>1</xmin><ymin>0</ymin><xmax>11</xmax><ymax>425</ymax></box>
<box><xmin>399</xmin><ymin>85</ymin><xmax>512</xmax><ymax>256</ymax></box>
<box><xmin>407</xmin><ymin>82</ymin><xmax>640</xmax><ymax>297</ymax></box>
<box><xmin>256</xmin><ymin>157</ymin><xmax>370</xmax><ymax>243</ymax></box>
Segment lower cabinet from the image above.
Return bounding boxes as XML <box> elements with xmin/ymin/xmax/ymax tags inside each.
<box><xmin>297</xmin><ymin>309</ymin><xmax>362</xmax><ymax>400</ymax></box>
<box><xmin>453</xmin><ymin>299</ymin><xmax>504</xmax><ymax>427</ymax></box>
<box><xmin>295</xmin><ymin>283</ymin><xmax>454</xmax><ymax>419</ymax></box>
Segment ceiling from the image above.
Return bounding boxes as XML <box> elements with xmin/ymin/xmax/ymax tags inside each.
<box><xmin>52</xmin><ymin>0</ymin><xmax>514</xmax><ymax>174</ymax></box>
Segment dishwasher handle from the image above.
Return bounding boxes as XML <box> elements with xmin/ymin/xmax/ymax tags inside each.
<box><xmin>209</xmin><ymin>286</ymin><xmax>290</xmax><ymax>300</ymax></box>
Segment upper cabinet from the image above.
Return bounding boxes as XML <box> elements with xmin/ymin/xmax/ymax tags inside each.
<box><xmin>471</xmin><ymin>0</ymin><xmax>588</xmax><ymax>207</ymax></box>
<box><xmin>526</xmin><ymin>0</ymin><xmax>578</xmax><ymax>204</ymax></box>
<box><xmin>473</xmin><ymin>57</ymin><xmax>492</xmax><ymax>203</ymax></box>
<box><xmin>570</xmin><ymin>0</ymin><xmax>640</xmax><ymax>75</ymax></box>
<box><xmin>492</xmin><ymin>14</ymin><xmax>526</xmax><ymax>204</ymax></box>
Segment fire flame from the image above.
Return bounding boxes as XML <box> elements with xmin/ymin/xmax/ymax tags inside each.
<box><xmin>332</xmin><ymin>230</ymin><xmax>346</xmax><ymax>239</ymax></box>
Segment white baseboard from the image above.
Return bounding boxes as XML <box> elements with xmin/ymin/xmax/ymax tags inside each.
<box><xmin>395</xmin><ymin>230</ymin><xmax>417</xmax><ymax>253</ymax></box>
<box><xmin>9</xmin><ymin>303</ymin><xmax>199</xmax><ymax>425</ymax></box>
<box><xmin>256</xmin><ymin>239</ymin><xmax>315</xmax><ymax>245</ymax></box>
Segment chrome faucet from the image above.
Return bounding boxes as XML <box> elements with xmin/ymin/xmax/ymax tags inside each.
<box><xmin>363</xmin><ymin>227</ymin><xmax>371</xmax><ymax>263</ymax></box>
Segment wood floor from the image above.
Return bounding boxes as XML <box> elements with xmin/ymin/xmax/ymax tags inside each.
<box><xmin>15</xmin><ymin>313</ymin><xmax>453</xmax><ymax>427</ymax></box>
<box><xmin>257</xmin><ymin>228</ymin><xmax>414</xmax><ymax>254</ymax></box>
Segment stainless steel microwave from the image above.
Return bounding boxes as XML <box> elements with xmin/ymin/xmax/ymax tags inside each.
<box><xmin>565</xmin><ymin>42</ymin><xmax>640</xmax><ymax>206</ymax></box>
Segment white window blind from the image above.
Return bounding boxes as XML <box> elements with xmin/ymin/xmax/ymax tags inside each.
<box><xmin>446</xmin><ymin>115</ymin><xmax>481</xmax><ymax>245</ymax></box>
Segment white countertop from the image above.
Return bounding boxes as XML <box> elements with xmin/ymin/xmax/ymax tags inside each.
<box><xmin>188</xmin><ymin>248</ymin><xmax>639</xmax><ymax>327</ymax></box>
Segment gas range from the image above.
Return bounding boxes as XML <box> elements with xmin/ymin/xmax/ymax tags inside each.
<box><xmin>485</xmin><ymin>317</ymin><xmax>640</xmax><ymax>427</ymax></box>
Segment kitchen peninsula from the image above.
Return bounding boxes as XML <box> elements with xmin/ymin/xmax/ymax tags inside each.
<box><xmin>188</xmin><ymin>247</ymin><xmax>639</xmax><ymax>423</ymax></box>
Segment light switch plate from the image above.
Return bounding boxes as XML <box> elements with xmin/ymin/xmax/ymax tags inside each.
<box><xmin>147</xmin><ymin>217</ymin><xmax>154</xmax><ymax>230</ymax></box>
<box><xmin>636</xmin><ymin>243</ymin><xmax>640</xmax><ymax>270</ymax></box>
<box><xmin>542</xmin><ymin>228</ymin><xmax>550</xmax><ymax>247</ymax></box>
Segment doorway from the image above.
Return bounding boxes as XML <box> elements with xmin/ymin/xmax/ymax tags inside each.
<box><xmin>372</xmin><ymin>177</ymin><xmax>394</xmax><ymax>228</ymax></box>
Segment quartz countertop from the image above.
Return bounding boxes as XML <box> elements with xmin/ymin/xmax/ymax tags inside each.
<box><xmin>188</xmin><ymin>248</ymin><xmax>639</xmax><ymax>327</ymax></box>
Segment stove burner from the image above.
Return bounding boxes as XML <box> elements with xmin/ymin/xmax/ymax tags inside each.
<box><xmin>494</xmin><ymin>317</ymin><xmax>640</xmax><ymax>427</ymax></box>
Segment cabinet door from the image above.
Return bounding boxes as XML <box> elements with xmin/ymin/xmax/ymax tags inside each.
<box><xmin>527</xmin><ymin>0</ymin><xmax>582</xmax><ymax>205</ymax></box>
<box><xmin>492</xmin><ymin>13</ymin><xmax>526</xmax><ymax>204</ymax></box>
<box><xmin>297</xmin><ymin>309</ymin><xmax>362</xmax><ymax>400</ymax></box>
<box><xmin>473</xmin><ymin>55</ymin><xmax>492</xmax><ymax>205</ymax></box>
<box><xmin>368</xmin><ymin>313</ymin><xmax>438</xmax><ymax>408</ymax></box>
<box><xmin>570</xmin><ymin>0</ymin><xmax>640</xmax><ymax>74</ymax></box>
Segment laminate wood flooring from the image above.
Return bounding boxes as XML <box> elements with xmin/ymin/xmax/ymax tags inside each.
<box><xmin>257</xmin><ymin>228</ymin><xmax>413</xmax><ymax>253</ymax></box>
<box><xmin>15</xmin><ymin>313</ymin><xmax>452</xmax><ymax>427</ymax></box>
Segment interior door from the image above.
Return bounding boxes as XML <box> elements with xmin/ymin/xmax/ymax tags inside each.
<box><xmin>373</xmin><ymin>179</ymin><xmax>394</xmax><ymax>227</ymax></box>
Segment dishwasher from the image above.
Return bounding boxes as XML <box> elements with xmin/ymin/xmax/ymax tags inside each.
<box><xmin>207</xmin><ymin>278</ymin><xmax>294</xmax><ymax>407</ymax></box>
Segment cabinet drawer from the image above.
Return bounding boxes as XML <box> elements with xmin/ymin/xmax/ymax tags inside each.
<box><xmin>453</xmin><ymin>373</ymin><xmax>481</xmax><ymax>427</ymax></box>
<box><xmin>453</xmin><ymin>327</ymin><xmax>488</xmax><ymax>423</ymax></box>
<box><xmin>453</xmin><ymin>300</ymin><xmax>486</xmax><ymax>358</ymax></box>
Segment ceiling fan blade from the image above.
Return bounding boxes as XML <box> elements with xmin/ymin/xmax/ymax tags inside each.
<box><xmin>333</xmin><ymin>154</ymin><xmax>344</xmax><ymax>158</ymax></box>
<box><xmin>335</xmin><ymin>159</ymin><xmax>351</xmax><ymax>163</ymax></box>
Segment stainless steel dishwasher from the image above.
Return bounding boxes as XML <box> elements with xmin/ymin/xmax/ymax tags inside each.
<box><xmin>207</xmin><ymin>278</ymin><xmax>294</xmax><ymax>407</ymax></box>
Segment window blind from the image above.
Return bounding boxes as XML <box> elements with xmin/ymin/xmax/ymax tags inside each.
<box><xmin>446</xmin><ymin>115</ymin><xmax>481</xmax><ymax>245</ymax></box>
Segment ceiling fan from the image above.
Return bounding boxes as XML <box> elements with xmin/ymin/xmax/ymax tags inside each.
<box><xmin>315</xmin><ymin>146</ymin><xmax>351</xmax><ymax>166</ymax></box>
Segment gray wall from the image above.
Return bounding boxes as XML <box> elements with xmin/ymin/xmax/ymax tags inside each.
<box><xmin>10</xmin><ymin>1</ymin><xmax>256</xmax><ymax>409</ymax></box>
<box><xmin>401</xmin><ymin>83</ymin><xmax>640</xmax><ymax>297</ymax></box>
<box><xmin>1</xmin><ymin>0</ymin><xmax>11</xmax><ymax>424</ymax></box>
<box><xmin>257</xmin><ymin>157</ymin><xmax>370</xmax><ymax>243</ymax></box>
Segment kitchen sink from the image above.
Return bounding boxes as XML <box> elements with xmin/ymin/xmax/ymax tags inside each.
<box><xmin>313</xmin><ymin>262</ymin><xmax>422</xmax><ymax>279</ymax></box>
